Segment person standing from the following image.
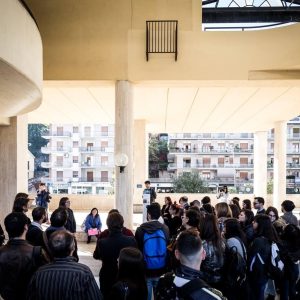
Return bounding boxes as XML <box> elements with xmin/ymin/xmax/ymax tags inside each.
<box><xmin>0</xmin><ymin>212</ymin><xmax>48</xmax><ymax>300</ymax></box>
<box><xmin>27</xmin><ymin>230</ymin><xmax>102</xmax><ymax>300</ymax></box>
<box><xmin>59</xmin><ymin>197</ymin><xmax>76</xmax><ymax>233</ymax></box>
<box><xmin>142</xmin><ymin>180</ymin><xmax>157</xmax><ymax>222</ymax></box>
<box><xmin>253</xmin><ymin>197</ymin><xmax>266</xmax><ymax>215</ymax></box>
<box><xmin>135</xmin><ymin>203</ymin><xmax>169</xmax><ymax>300</ymax></box>
<box><xmin>36</xmin><ymin>183</ymin><xmax>51</xmax><ymax>210</ymax></box>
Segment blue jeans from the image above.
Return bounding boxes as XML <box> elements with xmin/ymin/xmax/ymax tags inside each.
<box><xmin>146</xmin><ymin>277</ymin><xmax>159</xmax><ymax>300</ymax></box>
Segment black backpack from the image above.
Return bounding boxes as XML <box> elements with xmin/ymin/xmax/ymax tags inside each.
<box><xmin>222</xmin><ymin>238</ymin><xmax>247</xmax><ymax>287</ymax></box>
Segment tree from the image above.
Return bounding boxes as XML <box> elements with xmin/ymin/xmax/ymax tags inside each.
<box><xmin>172</xmin><ymin>172</ymin><xmax>210</xmax><ymax>193</ymax></box>
<box><xmin>148</xmin><ymin>134</ymin><xmax>169</xmax><ymax>178</ymax></box>
<box><xmin>28</xmin><ymin>124</ymin><xmax>49</xmax><ymax>171</ymax></box>
<box><xmin>28</xmin><ymin>124</ymin><xmax>49</xmax><ymax>157</ymax></box>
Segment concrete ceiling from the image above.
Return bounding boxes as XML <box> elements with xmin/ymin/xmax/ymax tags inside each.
<box><xmin>27</xmin><ymin>80</ymin><xmax>300</xmax><ymax>133</ymax></box>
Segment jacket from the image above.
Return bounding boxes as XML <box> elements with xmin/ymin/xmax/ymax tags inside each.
<box><xmin>135</xmin><ymin>220</ymin><xmax>170</xmax><ymax>277</ymax></box>
<box><xmin>200</xmin><ymin>240</ymin><xmax>225</xmax><ymax>284</ymax></box>
<box><xmin>93</xmin><ymin>230</ymin><xmax>137</xmax><ymax>298</ymax></box>
<box><xmin>26</xmin><ymin>222</ymin><xmax>44</xmax><ymax>247</ymax></box>
<box><xmin>65</xmin><ymin>208</ymin><xmax>76</xmax><ymax>233</ymax></box>
<box><xmin>0</xmin><ymin>239</ymin><xmax>48</xmax><ymax>300</ymax></box>
<box><xmin>280</xmin><ymin>212</ymin><xmax>298</xmax><ymax>226</ymax></box>
<box><xmin>27</xmin><ymin>256</ymin><xmax>102</xmax><ymax>300</ymax></box>
<box><xmin>156</xmin><ymin>264</ymin><xmax>226</xmax><ymax>300</ymax></box>
<box><xmin>248</xmin><ymin>236</ymin><xmax>271</xmax><ymax>283</ymax></box>
<box><xmin>84</xmin><ymin>214</ymin><xmax>102</xmax><ymax>232</ymax></box>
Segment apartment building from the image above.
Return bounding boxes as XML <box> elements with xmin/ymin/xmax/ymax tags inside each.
<box><xmin>167</xmin><ymin>116</ymin><xmax>300</xmax><ymax>193</ymax></box>
<box><xmin>41</xmin><ymin>124</ymin><xmax>114</xmax><ymax>195</ymax></box>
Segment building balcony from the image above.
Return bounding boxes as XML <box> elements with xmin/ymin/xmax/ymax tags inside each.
<box><xmin>78</xmin><ymin>177</ymin><xmax>110</xmax><ymax>183</ymax></box>
<box><xmin>41</xmin><ymin>162</ymin><xmax>51</xmax><ymax>168</ymax></box>
<box><xmin>41</xmin><ymin>146</ymin><xmax>72</xmax><ymax>154</ymax></box>
<box><xmin>168</xmin><ymin>147</ymin><xmax>253</xmax><ymax>154</ymax></box>
<box><xmin>41</xmin><ymin>162</ymin><xmax>72</xmax><ymax>168</ymax></box>
<box><xmin>80</xmin><ymin>162</ymin><xmax>114</xmax><ymax>168</ymax></box>
<box><xmin>79</xmin><ymin>147</ymin><xmax>113</xmax><ymax>153</ymax></box>
<box><xmin>268</xmin><ymin>162</ymin><xmax>300</xmax><ymax>169</ymax></box>
<box><xmin>288</xmin><ymin>133</ymin><xmax>300</xmax><ymax>139</ymax></box>
<box><xmin>196</xmin><ymin>163</ymin><xmax>254</xmax><ymax>169</ymax></box>
<box><xmin>168</xmin><ymin>133</ymin><xmax>254</xmax><ymax>140</ymax></box>
<box><xmin>80</xmin><ymin>131</ymin><xmax>114</xmax><ymax>138</ymax></box>
<box><xmin>42</xmin><ymin>131</ymin><xmax>72</xmax><ymax>138</ymax></box>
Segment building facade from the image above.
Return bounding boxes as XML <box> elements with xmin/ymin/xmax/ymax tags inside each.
<box><xmin>41</xmin><ymin>124</ymin><xmax>114</xmax><ymax>195</ymax></box>
<box><xmin>167</xmin><ymin>116</ymin><xmax>300</xmax><ymax>193</ymax></box>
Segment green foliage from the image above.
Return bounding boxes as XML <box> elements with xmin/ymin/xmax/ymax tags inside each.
<box><xmin>267</xmin><ymin>179</ymin><xmax>273</xmax><ymax>194</ymax></box>
<box><xmin>149</xmin><ymin>135</ymin><xmax>169</xmax><ymax>177</ymax></box>
<box><xmin>28</xmin><ymin>124</ymin><xmax>48</xmax><ymax>158</ymax></box>
<box><xmin>172</xmin><ymin>172</ymin><xmax>210</xmax><ymax>193</ymax></box>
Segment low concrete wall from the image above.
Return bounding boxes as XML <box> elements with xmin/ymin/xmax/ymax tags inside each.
<box><xmin>30</xmin><ymin>193</ymin><xmax>300</xmax><ymax>212</ymax></box>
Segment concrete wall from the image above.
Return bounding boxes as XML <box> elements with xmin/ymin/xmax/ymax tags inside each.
<box><xmin>42</xmin><ymin>193</ymin><xmax>300</xmax><ymax>212</ymax></box>
<box><xmin>0</xmin><ymin>0</ymin><xmax>42</xmax><ymax>120</ymax></box>
<box><xmin>26</xmin><ymin>0</ymin><xmax>300</xmax><ymax>81</ymax></box>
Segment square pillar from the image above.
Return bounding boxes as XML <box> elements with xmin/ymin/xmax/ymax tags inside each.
<box><xmin>115</xmin><ymin>81</ymin><xmax>133</xmax><ymax>229</ymax></box>
<box><xmin>273</xmin><ymin>121</ymin><xmax>287</xmax><ymax>209</ymax></box>
<box><xmin>0</xmin><ymin>115</ymin><xmax>28</xmax><ymax>225</ymax></box>
<box><xmin>254</xmin><ymin>131</ymin><xmax>268</xmax><ymax>200</ymax></box>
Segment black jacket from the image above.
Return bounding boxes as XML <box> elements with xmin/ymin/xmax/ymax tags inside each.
<box><xmin>156</xmin><ymin>264</ymin><xmax>226</xmax><ymax>300</ymax></box>
<box><xmin>0</xmin><ymin>239</ymin><xmax>48</xmax><ymax>300</ymax></box>
<box><xmin>26</xmin><ymin>223</ymin><xmax>44</xmax><ymax>247</ymax></box>
<box><xmin>93</xmin><ymin>230</ymin><xmax>137</xmax><ymax>298</ymax></box>
<box><xmin>65</xmin><ymin>208</ymin><xmax>76</xmax><ymax>233</ymax></box>
<box><xmin>135</xmin><ymin>220</ymin><xmax>170</xmax><ymax>277</ymax></box>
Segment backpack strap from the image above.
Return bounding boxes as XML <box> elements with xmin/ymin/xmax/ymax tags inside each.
<box><xmin>235</xmin><ymin>236</ymin><xmax>247</xmax><ymax>261</ymax></box>
<box><xmin>178</xmin><ymin>277</ymin><xmax>209</xmax><ymax>298</ymax></box>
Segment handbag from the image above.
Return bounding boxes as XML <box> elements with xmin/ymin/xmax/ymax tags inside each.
<box><xmin>88</xmin><ymin>228</ymin><xmax>98</xmax><ymax>236</ymax></box>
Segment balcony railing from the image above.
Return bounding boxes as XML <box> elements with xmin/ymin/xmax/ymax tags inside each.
<box><xmin>42</xmin><ymin>131</ymin><xmax>72</xmax><ymax>137</ymax></box>
<box><xmin>79</xmin><ymin>147</ymin><xmax>113</xmax><ymax>153</ymax></box>
<box><xmin>168</xmin><ymin>163</ymin><xmax>254</xmax><ymax>169</ymax></box>
<box><xmin>41</xmin><ymin>147</ymin><xmax>72</xmax><ymax>153</ymax></box>
<box><xmin>78</xmin><ymin>177</ymin><xmax>110</xmax><ymax>183</ymax></box>
<box><xmin>169</xmin><ymin>148</ymin><xmax>253</xmax><ymax>154</ymax></box>
<box><xmin>80</xmin><ymin>162</ymin><xmax>114</xmax><ymax>168</ymax></box>
<box><xmin>168</xmin><ymin>133</ymin><xmax>254</xmax><ymax>140</ymax></box>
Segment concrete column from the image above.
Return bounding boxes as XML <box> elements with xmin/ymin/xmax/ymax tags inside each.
<box><xmin>254</xmin><ymin>131</ymin><xmax>268</xmax><ymax>200</ymax></box>
<box><xmin>133</xmin><ymin>120</ymin><xmax>148</xmax><ymax>205</ymax></box>
<box><xmin>115</xmin><ymin>81</ymin><xmax>134</xmax><ymax>229</ymax></box>
<box><xmin>273</xmin><ymin>121</ymin><xmax>287</xmax><ymax>209</ymax></box>
<box><xmin>0</xmin><ymin>115</ymin><xmax>28</xmax><ymax>226</ymax></box>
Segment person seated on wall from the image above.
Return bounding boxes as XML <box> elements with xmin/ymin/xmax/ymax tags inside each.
<box><xmin>84</xmin><ymin>208</ymin><xmax>102</xmax><ymax>244</ymax></box>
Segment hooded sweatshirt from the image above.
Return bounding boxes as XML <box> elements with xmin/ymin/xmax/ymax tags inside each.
<box><xmin>135</xmin><ymin>220</ymin><xmax>170</xmax><ymax>277</ymax></box>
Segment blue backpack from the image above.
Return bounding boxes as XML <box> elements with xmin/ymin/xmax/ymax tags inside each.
<box><xmin>143</xmin><ymin>229</ymin><xmax>167</xmax><ymax>269</ymax></box>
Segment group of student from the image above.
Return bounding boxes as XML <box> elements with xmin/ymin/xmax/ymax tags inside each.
<box><xmin>0</xmin><ymin>191</ymin><xmax>299</xmax><ymax>300</ymax></box>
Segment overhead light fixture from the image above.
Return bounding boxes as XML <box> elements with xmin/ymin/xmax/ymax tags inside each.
<box><xmin>115</xmin><ymin>153</ymin><xmax>129</xmax><ymax>173</ymax></box>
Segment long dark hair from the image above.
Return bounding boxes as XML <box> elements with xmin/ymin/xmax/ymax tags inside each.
<box><xmin>59</xmin><ymin>197</ymin><xmax>69</xmax><ymax>208</ymax></box>
<box><xmin>240</xmin><ymin>209</ymin><xmax>254</xmax><ymax>227</ymax></box>
<box><xmin>242</xmin><ymin>199</ymin><xmax>252</xmax><ymax>210</ymax></box>
<box><xmin>89</xmin><ymin>207</ymin><xmax>99</xmax><ymax>217</ymax></box>
<box><xmin>199</xmin><ymin>213</ymin><xmax>223</xmax><ymax>257</ymax></box>
<box><xmin>117</xmin><ymin>247</ymin><xmax>147</xmax><ymax>298</ymax></box>
<box><xmin>229</xmin><ymin>204</ymin><xmax>240</xmax><ymax>219</ymax></box>
<box><xmin>253</xmin><ymin>214</ymin><xmax>278</xmax><ymax>243</ymax></box>
<box><xmin>224</xmin><ymin>218</ymin><xmax>247</xmax><ymax>245</ymax></box>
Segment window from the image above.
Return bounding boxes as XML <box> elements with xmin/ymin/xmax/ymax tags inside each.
<box><xmin>56</xmin><ymin>171</ymin><xmax>63</xmax><ymax>181</ymax></box>
<box><xmin>101</xmin><ymin>171</ymin><xmax>108</xmax><ymax>182</ymax></box>
<box><xmin>240</xmin><ymin>157</ymin><xmax>248</xmax><ymax>166</ymax></box>
<box><xmin>240</xmin><ymin>143</ymin><xmax>248</xmax><ymax>150</ymax></box>
<box><xmin>73</xmin><ymin>171</ymin><xmax>78</xmax><ymax>178</ymax></box>
<box><xmin>56</xmin><ymin>156</ymin><xmax>63</xmax><ymax>167</ymax></box>
<box><xmin>73</xmin><ymin>156</ymin><xmax>78</xmax><ymax>163</ymax></box>
<box><xmin>73</xmin><ymin>141</ymin><xmax>79</xmax><ymax>148</ymax></box>
<box><xmin>73</xmin><ymin>126</ymin><xmax>79</xmax><ymax>133</ymax></box>
<box><xmin>101</xmin><ymin>126</ymin><xmax>108</xmax><ymax>136</ymax></box>
<box><xmin>57</xmin><ymin>141</ymin><xmax>63</xmax><ymax>151</ymax></box>
<box><xmin>101</xmin><ymin>156</ymin><xmax>108</xmax><ymax>166</ymax></box>
<box><xmin>218</xmin><ymin>157</ymin><xmax>225</xmax><ymax>166</ymax></box>
<box><xmin>203</xmin><ymin>157</ymin><xmax>211</xmax><ymax>166</ymax></box>
<box><xmin>57</xmin><ymin>127</ymin><xmax>63</xmax><ymax>136</ymax></box>
<box><xmin>84</xmin><ymin>126</ymin><xmax>91</xmax><ymax>137</ymax></box>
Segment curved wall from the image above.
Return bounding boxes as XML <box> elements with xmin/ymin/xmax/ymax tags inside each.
<box><xmin>0</xmin><ymin>0</ymin><xmax>42</xmax><ymax>119</ymax></box>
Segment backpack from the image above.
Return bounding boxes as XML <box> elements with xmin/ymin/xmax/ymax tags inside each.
<box><xmin>156</xmin><ymin>272</ymin><xmax>226</xmax><ymax>300</ymax></box>
<box><xmin>222</xmin><ymin>238</ymin><xmax>247</xmax><ymax>287</ymax></box>
<box><xmin>267</xmin><ymin>242</ymin><xmax>284</xmax><ymax>280</ymax></box>
<box><xmin>143</xmin><ymin>229</ymin><xmax>167</xmax><ymax>269</ymax></box>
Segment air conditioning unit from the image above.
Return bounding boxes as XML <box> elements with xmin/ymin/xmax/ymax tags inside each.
<box><xmin>64</xmin><ymin>153</ymin><xmax>69</xmax><ymax>158</ymax></box>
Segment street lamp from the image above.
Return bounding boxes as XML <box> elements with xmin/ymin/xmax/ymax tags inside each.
<box><xmin>115</xmin><ymin>153</ymin><xmax>129</xmax><ymax>173</ymax></box>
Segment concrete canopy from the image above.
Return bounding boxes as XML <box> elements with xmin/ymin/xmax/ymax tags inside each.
<box><xmin>28</xmin><ymin>80</ymin><xmax>300</xmax><ymax>133</ymax></box>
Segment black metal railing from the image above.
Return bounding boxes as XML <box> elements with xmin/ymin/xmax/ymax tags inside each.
<box><xmin>146</xmin><ymin>20</ymin><xmax>178</xmax><ymax>61</ymax></box>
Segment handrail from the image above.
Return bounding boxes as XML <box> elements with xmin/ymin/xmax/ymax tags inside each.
<box><xmin>204</xmin><ymin>22</ymin><xmax>288</xmax><ymax>31</ymax></box>
<box><xmin>18</xmin><ymin>0</ymin><xmax>39</xmax><ymax>28</ymax></box>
